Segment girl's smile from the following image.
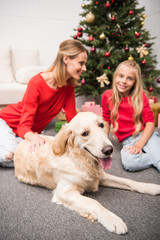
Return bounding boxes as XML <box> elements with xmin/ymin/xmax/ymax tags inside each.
<box><xmin>115</xmin><ymin>66</ymin><xmax>135</xmax><ymax>97</ymax></box>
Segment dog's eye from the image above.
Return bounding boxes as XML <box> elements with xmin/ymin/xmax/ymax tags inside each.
<box><xmin>99</xmin><ymin>123</ymin><xmax>104</xmax><ymax>128</ymax></box>
<box><xmin>81</xmin><ymin>131</ymin><xmax>89</xmax><ymax>137</ymax></box>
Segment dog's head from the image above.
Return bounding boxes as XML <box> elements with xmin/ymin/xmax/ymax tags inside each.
<box><xmin>52</xmin><ymin>112</ymin><xmax>113</xmax><ymax>170</ymax></box>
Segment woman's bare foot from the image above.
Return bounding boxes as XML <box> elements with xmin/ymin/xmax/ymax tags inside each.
<box><xmin>5</xmin><ymin>152</ymin><xmax>14</xmax><ymax>161</ymax></box>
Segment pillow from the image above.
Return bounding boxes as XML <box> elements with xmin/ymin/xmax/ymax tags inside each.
<box><xmin>0</xmin><ymin>45</ymin><xmax>14</xmax><ymax>83</ymax></box>
<box><xmin>15</xmin><ymin>65</ymin><xmax>48</xmax><ymax>84</ymax></box>
<box><xmin>11</xmin><ymin>48</ymin><xmax>39</xmax><ymax>74</ymax></box>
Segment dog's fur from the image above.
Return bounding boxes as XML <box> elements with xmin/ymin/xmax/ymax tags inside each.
<box><xmin>14</xmin><ymin>112</ymin><xmax>160</xmax><ymax>235</ymax></box>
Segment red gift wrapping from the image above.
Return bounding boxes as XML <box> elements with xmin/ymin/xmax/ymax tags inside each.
<box><xmin>158</xmin><ymin>114</ymin><xmax>160</xmax><ymax>128</ymax></box>
<box><xmin>149</xmin><ymin>96</ymin><xmax>158</xmax><ymax>104</ymax></box>
<box><xmin>81</xmin><ymin>101</ymin><xmax>102</xmax><ymax>115</ymax></box>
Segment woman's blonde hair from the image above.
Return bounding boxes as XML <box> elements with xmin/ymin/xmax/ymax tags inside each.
<box><xmin>111</xmin><ymin>60</ymin><xmax>143</xmax><ymax>137</ymax></box>
<box><xmin>46</xmin><ymin>39</ymin><xmax>88</xmax><ymax>87</ymax></box>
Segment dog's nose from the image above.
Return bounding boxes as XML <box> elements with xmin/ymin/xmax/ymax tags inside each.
<box><xmin>102</xmin><ymin>145</ymin><xmax>113</xmax><ymax>155</ymax></box>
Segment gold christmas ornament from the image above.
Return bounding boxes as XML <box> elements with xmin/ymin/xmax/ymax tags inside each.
<box><xmin>81</xmin><ymin>3</ymin><xmax>85</xmax><ymax>8</ymax></box>
<box><xmin>96</xmin><ymin>73</ymin><xmax>110</xmax><ymax>88</ymax></box>
<box><xmin>136</xmin><ymin>44</ymin><xmax>149</xmax><ymax>58</ymax></box>
<box><xmin>138</xmin><ymin>13</ymin><xmax>146</xmax><ymax>21</ymax></box>
<box><xmin>86</xmin><ymin>12</ymin><xmax>95</xmax><ymax>23</ymax></box>
<box><xmin>128</xmin><ymin>55</ymin><xmax>134</xmax><ymax>61</ymax></box>
<box><xmin>141</xmin><ymin>21</ymin><xmax>145</xmax><ymax>27</ymax></box>
<box><xmin>99</xmin><ymin>32</ymin><xmax>106</xmax><ymax>40</ymax></box>
<box><xmin>143</xmin><ymin>14</ymin><xmax>146</xmax><ymax>19</ymax></box>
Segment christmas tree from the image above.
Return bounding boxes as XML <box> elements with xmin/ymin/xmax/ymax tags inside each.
<box><xmin>72</xmin><ymin>0</ymin><xmax>160</xmax><ymax>99</ymax></box>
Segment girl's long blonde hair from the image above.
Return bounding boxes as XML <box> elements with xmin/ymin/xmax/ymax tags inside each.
<box><xmin>46</xmin><ymin>39</ymin><xmax>88</xmax><ymax>87</ymax></box>
<box><xmin>111</xmin><ymin>60</ymin><xmax>143</xmax><ymax>137</ymax></box>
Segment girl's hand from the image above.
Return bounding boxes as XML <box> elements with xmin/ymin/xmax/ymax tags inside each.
<box><xmin>125</xmin><ymin>144</ymin><xmax>142</xmax><ymax>155</ymax></box>
<box><xmin>125</xmin><ymin>122</ymin><xmax>154</xmax><ymax>156</ymax></box>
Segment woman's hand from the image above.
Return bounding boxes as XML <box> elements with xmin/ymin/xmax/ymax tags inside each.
<box><xmin>24</xmin><ymin>132</ymin><xmax>46</xmax><ymax>153</ymax></box>
<box><xmin>29</xmin><ymin>135</ymin><xmax>46</xmax><ymax>153</ymax></box>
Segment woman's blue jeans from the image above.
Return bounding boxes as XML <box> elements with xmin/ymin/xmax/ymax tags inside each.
<box><xmin>121</xmin><ymin>130</ymin><xmax>160</xmax><ymax>172</ymax></box>
<box><xmin>0</xmin><ymin>118</ymin><xmax>22</xmax><ymax>167</ymax></box>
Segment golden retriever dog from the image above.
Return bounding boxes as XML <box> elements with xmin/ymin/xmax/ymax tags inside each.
<box><xmin>14</xmin><ymin>112</ymin><xmax>160</xmax><ymax>235</ymax></box>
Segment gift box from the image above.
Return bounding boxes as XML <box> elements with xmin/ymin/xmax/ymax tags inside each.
<box><xmin>158</xmin><ymin>114</ymin><xmax>160</xmax><ymax>128</ymax></box>
<box><xmin>56</xmin><ymin>108</ymin><xmax>80</xmax><ymax>121</ymax></box>
<box><xmin>81</xmin><ymin>101</ymin><xmax>102</xmax><ymax>115</ymax></box>
<box><xmin>148</xmin><ymin>96</ymin><xmax>158</xmax><ymax>104</ymax></box>
<box><xmin>56</xmin><ymin>109</ymin><xmax>66</xmax><ymax>121</ymax></box>
<box><xmin>55</xmin><ymin>120</ymin><xmax>67</xmax><ymax>132</ymax></box>
<box><xmin>150</xmin><ymin>102</ymin><xmax>160</xmax><ymax>126</ymax></box>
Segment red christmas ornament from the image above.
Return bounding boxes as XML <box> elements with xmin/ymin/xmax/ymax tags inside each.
<box><xmin>81</xmin><ymin>79</ymin><xmax>86</xmax><ymax>85</ymax></box>
<box><xmin>128</xmin><ymin>10</ymin><xmax>134</xmax><ymax>15</ymax></box>
<box><xmin>88</xmin><ymin>35</ymin><xmax>94</xmax><ymax>41</ymax></box>
<box><xmin>157</xmin><ymin>78</ymin><xmax>160</xmax><ymax>83</ymax></box>
<box><xmin>77</xmin><ymin>26</ymin><xmax>83</xmax><ymax>32</ymax></box>
<box><xmin>91</xmin><ymin>47</ymin><xmax>96</xmax><ymax>53</ymax></box>
<box><xmin>105</xmin><ymin>1</ymin><xmax>111</xmax><ymax>9</ymax></box>
<box><xmin>135</xmin><ymin>32</ymin><xmax>141</xmax><ymax>38</ymax></box>
<box><xmin>141</xmin><ymin>59</ymin><xmax>146</xmax><ymax>66</ymax></box>
<box><xmin>124</xmin><ymin>45</ymin><xmax>129</xmax><ymax>52</ymax></box>
<box><xmin>144</xmin><ymin>42</ymin><xmax>150</xmax><ymax>48</ymax></box>
<box><xmin>149</xmin><ymin>86</ymin><xmax>153</xmax><ymax>92</ymax></box>
<box><xmin>105</xmin><ymin>52</ymin><xmax>110</xmax><ymax>57</ymax></box>
<box><xmin>77</xmin><ymin>31</ymin><xmax>82</xmax><ymax>37</ymax></box>
<box><xmin>73</xmin><ymin>35</ymin><xmax>77</xmax><ymax>39</ymax></box>
<box><xmin>110</xmin><ymin>15</ymin><xmax>116</xmax><ymax>22</ymax></box>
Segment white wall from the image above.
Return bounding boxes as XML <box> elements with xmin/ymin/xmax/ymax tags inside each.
<box><xmin>0</xmin><ymin>0</ymin><xmax>159</xmax><ymax>68</ymax></box>
<box><xmin>138</xmin><ymin>0</ymin><xmax>160</xmax><ymax>69</ymax></box>
<box><xmin>0</xmin><ymin>0</ymin><xmax>82</xmax><ymax>66</ymax></box>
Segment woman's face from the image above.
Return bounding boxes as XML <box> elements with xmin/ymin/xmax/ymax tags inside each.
<box><xmin>64</xmin><ymin>51</ymin><xmax>88</xmax><ymax>81</ymax></box>
<box><xmin>115</xmin><ymin>65</ymin><xmax>136</xmax><ymax>97</ymax></box>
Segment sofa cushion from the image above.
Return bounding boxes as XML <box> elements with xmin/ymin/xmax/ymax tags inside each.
<box><xmin>0</xmin><ymin>83</ymin><xmax>27</xmax><ymax>105</ymax></box>
<box><xmin>11</xmin><ymin>48</ymin><xmax>39</xmax><ymax>75</ymax></box>
<box><xmin>0</xmin><ymin>45</ymin><xmax>14</xmax><ymax>83</ymax></box>
<box><xmin>15</xmin><ymin>65</ymin><xmax>47</xmax><ymax>84</ymax></box>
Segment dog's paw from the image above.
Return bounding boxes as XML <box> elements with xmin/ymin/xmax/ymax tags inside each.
<box><xmin>148</xmin><ymin>184</ymin><xmax>160</xmax><ymax>195</ymax></box>
<box><xmin>99</xmin><ymin>211</ymin><xmax>128</xmax><ymax>235</ymax></box>
<box><xmin>140</xmin><ymin>183</ymin><xmax>160</xmax><ymax>195</ymax></box>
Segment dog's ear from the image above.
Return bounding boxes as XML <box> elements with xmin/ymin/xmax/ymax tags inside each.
<box><xmin>66</xmin><ymin>131</ymin><xmax>75</xmax><ymax>149</ymax></box>
<box><xmin>103</xmin><ymin>121</ymin><xmax>110</xmax><ymax>136</ymax></box>
<box><xmin>52</xmin><ymin>125</ymin><xmax>72</xmax><ymax>155</ymax></box>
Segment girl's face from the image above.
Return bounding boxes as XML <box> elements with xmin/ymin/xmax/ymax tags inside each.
<box><xmin>115</xmin><ymin>65</ymin><xmax>136</xmax><ymax>97</ymax></box>
<box><xmin>64</xmin><ymin>51</ymin><xmax>88</xmax><ymax>81</ymax></box>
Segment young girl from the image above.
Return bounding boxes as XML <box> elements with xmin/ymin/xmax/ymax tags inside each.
<box><xmin>0</xmin><ymin>39</ymin><xmax>88</xmax><ymax>167</ymax></box>
<box><xmin>102</xmin><ymin>60</ymin><xmax>160</xmax><ymax>172</ymax></box>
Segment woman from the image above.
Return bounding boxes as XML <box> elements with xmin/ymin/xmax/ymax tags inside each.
<box><xmin>102</xmin><ymin>60</ymin><xmax>160</xmax><ymax>172</ymax></box>
<box><xmin>0</xmin><ymin>39</ymin><xmax>88</xmax><ymax>167</ymax></box>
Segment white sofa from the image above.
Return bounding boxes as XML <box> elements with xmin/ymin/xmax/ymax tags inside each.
<box><xmin>0</xmin><ymin>46</ymin><xmax>47</xmax><ymax>109</ymax></box>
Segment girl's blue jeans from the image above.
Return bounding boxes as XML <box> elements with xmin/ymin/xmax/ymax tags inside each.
<box><xmin>0</xmin><ymin>118</ymin><xmax>22</xmax><ymax>167</ymax></box>
<box><xmin>121</xmin><ymin>130</ymin><xmax>160</xmax><ymax>172</ymax></box>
